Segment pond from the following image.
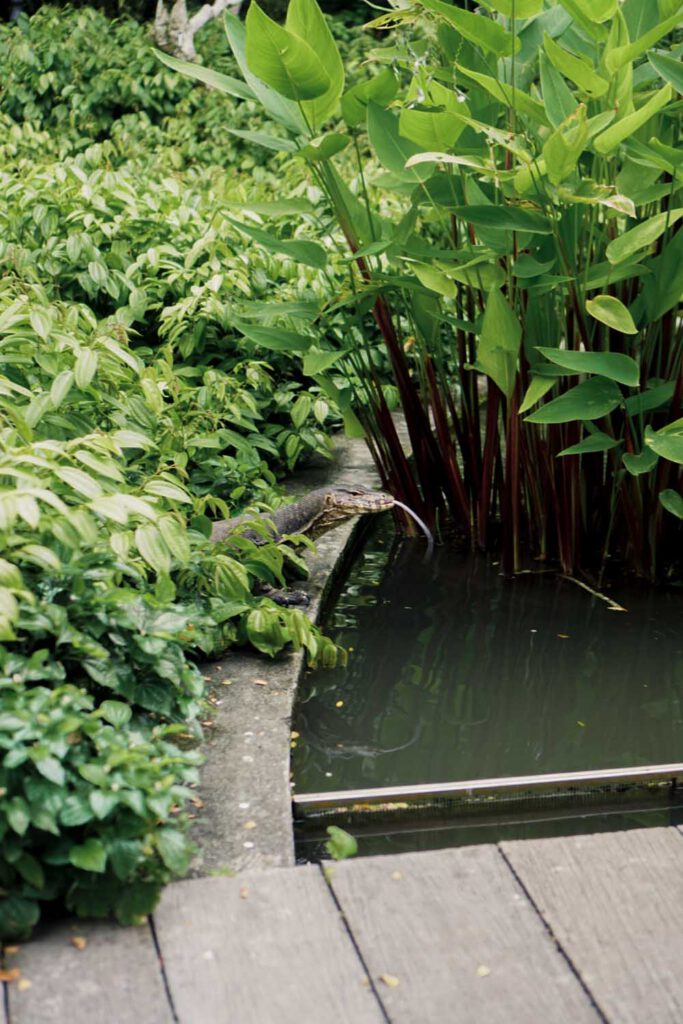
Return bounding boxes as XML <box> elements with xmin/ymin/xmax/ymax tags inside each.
<box><xmin>292</xmin><ymin>518</ymin><xmax>683</xmax><ymax>857</ymax></box>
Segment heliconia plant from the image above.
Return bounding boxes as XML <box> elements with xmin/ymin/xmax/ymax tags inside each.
<box><xmin>158</xmin><ymin>0</ymin><xmax>683</xmax><ymax>580</ymax></box>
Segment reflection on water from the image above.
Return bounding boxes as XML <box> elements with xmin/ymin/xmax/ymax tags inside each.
<box><xmin>292</xmin><ymin>519</ymin><xmax>683</xmax><ymax>795</ymax></box>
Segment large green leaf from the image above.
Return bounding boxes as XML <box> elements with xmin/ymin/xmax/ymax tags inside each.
<box><xmin>399</xmin><ymin>78</ymin><xmax>469</xmax><ymax>151</ymax></box>
<box><xmin>543</xmin><ymin>34</ymin><xmax>609</xmax><ymax>98</ymax></box>
<box><xmin>224</xmin><ymin>13</ymin><xmax>305</xmax><ymax>132</ymax></box>
<box><xmin>605</xmin><ymin>8</ymin><xmax>683</xmax><ymax>73</ymax></box>
<box><xmin>542</xmin><ymin>104</ymin><xmax>588</xmax><ymax>184</ymax></box>
<box><xmin>69</xmin><ymin>838</ymin><xmax>107</xmax><ymax>874</ymax></box>
<box><xmin>645</xmin><ymin>424</ymin><xmax>683</xmax><ymax>464</ymax></box>
<box><xmin>593</xmin><ymin>85</ymin><xmax>672</xmax><ymax>155</ymax></box>
<box><xmin>559</xmin><ymin>431</ymin><xmax>620</xmax><ymax>456</ymax></box>
<box><xmin>648</xmin><ymin>51</ymin><xmax>683</xmax><ymax>93</ymax></box>
<box><xmin>341</xmin><ymin>69</ymin><xmax>398</xmax><ymax>127</ymax></box>
<box><xmin>471</xmin><ymin>289</ymin><xmax>522</xmax><ymax>398</ymax></box>
<box><xmin>286</xmin><ymin>0</ymin><xmax>344</xmax><ymax>127</ymax></box>
<box><xmin>585</xmin><ymin>295</ymin><xmax>638</xmax><ymax>335</ymax></box>
<box><xmin>416</xmin><ymin>0</ymin><xmax>520</xmax><ymax>55</ymax></box>
<box><xmin>540</xmin><ymin>51</ymin><xmax>578</xmax><ymax>128</ymax></box>
<box><xmin>245</xmin><ymin>4</ymin><xmax>330</xmax><ymax>102</ymax></box>
<box><xmin>606</xmin><ymin>208</ymin><xmax>683</xmax><ymax>264</ymax></box>
<box><xmin>452</xmin><ymin>205</ymin><xmax>551</xmax><ymax>234</ymax></box>
<box><xmin>154</xmin><ymin>49</ymin><xmax>255</xmax><ymax>100</ymax></box>
<box><xmin>519</xmin><ymin>375</ymin><xmax>556</xmax><ymax>414</ymax></box>
<box><xmin>227</xmin><ymin>216</ymin><xmax>327</xmax><ymax>270</ymax></box>
<box><xmin>233</xmin><ymin>320</ymin><xmax>313</xmax><ymax>352</ymax></box>
<box><xmin>455</xmin><ymin>63</ymin><xmax>549</xmax><ymax>124</ymax></box>
<box><xmin>535</xmin><ymin>346</ymin><xmax>639</xmax><ymax>385</ymax></box>
<box><xmin>525</xmin><ymin>377</ymin><xmax>622</xmax><ymax>423</ymax></box>
<box><xmin>482</xmin><ymin>0</ymin><xmax>543</xmax><ymax>15</ymax></box>
<box><xmin>367</xmin><ymin>102</ymin><xmax>434</xmax><ymax>183</ymax></box>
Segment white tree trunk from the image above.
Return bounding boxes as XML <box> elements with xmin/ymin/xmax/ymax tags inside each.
<box><xmin>153</xmin><ymin>0</ymin><xmax>240</xmax><ymax>62</ymax></box>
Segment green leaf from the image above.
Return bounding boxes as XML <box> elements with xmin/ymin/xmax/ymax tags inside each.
<box><xmin>154</xmin><ymin>48</ymin><xmax>255</xmax><ymax>99</ymax></box>
<box><xmin>483</xmin><ymin>0</ymin><xmax>543</xmax><ymax>15</ymax></box>
<box><xmin>157</xmin><ymin>517</ymin><xmax>191</xmax><ymax>566</ymax></box>
<box><xmin>227</xmin><ymin>129</ymin><xmax>298</xmax><ymax>153</ymax></box>
<box><xmin>144</xmin><ymin>479</ymin><xmax>193</xmax><ymax>503</ymax></box>
<box><xmin>297</xmin><ymin>133</ymin><xmax>351</xmax><ymax>162</ymax></box>
<box><xmin>303</xmin><ymin>349</ymin><xmax>344</xmax><ymax>375</ymax></box>
<box><xmin>90</xmin><ymin>790</ymin><xmax>119</xmax><ymax>820</ymax></box>
<box><xmin>367</xmin><ymin>102</ymin><xmax>434</xmax><ymax>183</ymax></box>
<box><xmin>50</xmin><ymin>370</ymin><xmax>74</xmax><ymax>408</ymax></box>
<box><xmin>224</xmin><ymin>12</ymin><xmax>305</xmax><ymax>132</ymax></box>
<box><xmin>69</xmin><ymin>838</ymin><xmax>107</xmax><ymax>874</ymax></box>
<box><xmin>416</xmin><ymin>0</ymin><xmax>520</xmax><ymax>56</ymax></box>
<box><xmin>0</xmin><ymin>896</ymin><xmax>40</xmax><ymax>940</ymax></box>
<box><xmin>540</xmin><ymin>51</ymin><xmax>578</xmax><ymax>128</ymax></box>
<box><xmin>559</xmin><ymin>431</ymin><xmax>620</xmax><ymax>456</ymax></box>
<box><xmin>660</xmin><ymin>489</ymin><xmax>683</xmax><ymax>519</ymax></box>
<box><xmin>622</xmin><ymin>449</ymin><xmax>659</xmax><ymax>475</ymax></box>
<box><xmin>135</xmin><ymin>524</ymin><xmax>171</xmax><ymax>575</ymax></box>
<box><xmin>7</xmin><ymin>796</ymin><xmax>30</xmax><ymax>835</ymax></box>
<box><xmin>156</xmin><ymin>828</ymin><xmax>193</xmax><ymax>874</ymax></box>
<box><xmin>472</xmin><ymin>288</ymin><xmax>522</xmax><ymax>398</ymax></box>
<box><xmin>98</xmin><ymin>699</ymin><xmax>132</xmax><ymax>728</ymax></box>
<box><xmin>453</xmin><ymin>205</ymin><xmax>551</xmax><ymax>234</ymax></box>
<box><xmin>35</xmin><ymin>756</ymin><xmax>65</xmax><ymax>787</ymax></box>
<box><xmin>645</xmin><ymin>425</ymin><xmax>683</xmax><ymax>465</ymax></box>
<box><xmin>606</xmin><ymin>209</ymin><xmax>683</xmax><ymax>264</ymax></box>
<box><xmin>543</xmin><ymin>34</ymin><xmax>609</xmax><ymax>98</ymax></box>
<box><xmin>566</xmin><ymin>0</ymin><xmax>617</xmax><ymax>21</ymax></box>
<box><xmin>399</xmin><ymin>78</ymin><xmax>468</xmax><ymax>152</ymax></box>
<box><xmin>543</xmin><ymin>104</ymin><xmax>589</xmax><ymax>185</ymax></box>
<box><xmin>325</xmin><ymin>825</ymin><xmax>358</xmax><ymax>860</ymax></box>
<box><xmin>286</xmin><ymin>0</ymin><xmax>344</xmax><ymax>127</ymax></box>
<box><xmin>535</xmin><ymin>346</ymin><xmax>640</xmax><ymax>386</ymax></box>
<box><xmin>109</xmin><ymin>839</ymin><xmax>143</xmax><ymax>881</ymax></box>
<box><xmin>594</xmin><ymin>86</ymin><xmax>673</xmax><ymax>156</ymax></box>
<box><xmin>245</xmin><ymin>3</ymin><xmax>330</xmax><ymax>101</ymax></box>
<box><xmin>519</xmin><ymin>376</ymin><xmax>556</xmax><ymax>414</ymax></box>
<box><xmin>455</xmin><ymin>63</ymin><xmax>549</xmax><ymax>124</ymax></box>
<box><xmin>605</xmin><ymin>8</ymin><xmax>683</xmax><ymax>73</ymax></box>
<box><xmin>115</xmin><ymin>881</ymin><xmax>161</xmax><ymax>924</ymax></box>
<box><xmin>648</xmin><ymin>51</ymin><xmax>683</xmax><ymax>93</ymax></box>
<box><xmin>227</xmin><ymin>216</ymin><xmax>327</xmax><ymax>269</ymax></box>
<box><xmin>341</xmin><ymin>69</ymin><xmax>398</xmax><ymax>127</ymax></box>
<box><xmin>585</xmin><ymin>295</ymin><xmax>639</xmax><ymax>335</ymax></box>
<box><xmin>74</xmin><ymin>349</ymin><xmax>98</xmax><ymax>389</ymax></box>
<box><xmin>233</xmin><ymin>320</ymin><xmax>313</xmax><ymax>353</ymax></box>
<box><xmin>525</xmin><ymin>377</ymin><xmax>622</xmax><ymax>423</ymax></box>
<box><xmin>16</xmin><ymin>853</ymin><xmax>45</xmax><ymax>890</ymax></box>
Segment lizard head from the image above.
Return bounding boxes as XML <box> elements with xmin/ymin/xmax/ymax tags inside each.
<box><xmin>316</xmin><ymin>485</ymin><xmax>394</xmax><ymax>530</ymax></box>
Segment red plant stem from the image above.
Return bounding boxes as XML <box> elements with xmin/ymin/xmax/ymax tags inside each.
<box><xmin>477</xmin><ymin>382</ymin><xmax>500</xmax><ymax>550</ymax></box>
<box><xmin>425</xmin><ymin>355</ymin><xmax>470</xmax><ymax>526</ymax></box>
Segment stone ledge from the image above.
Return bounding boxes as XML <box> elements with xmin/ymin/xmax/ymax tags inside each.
<box><xmin>190</xmin><ymin>434</ymin><xmax>382</xmax><ymax>875</ymax></box>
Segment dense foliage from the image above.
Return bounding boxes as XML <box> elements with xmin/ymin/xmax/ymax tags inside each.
<box><xmin>0</xmin><ymin>5</ymin><xmax>379</xmax><ymax>936</ymax></box>
<box><xmin>184</xmin><ymin>0</ymin><xmax>683</xmax><ymax>581</ymax></box>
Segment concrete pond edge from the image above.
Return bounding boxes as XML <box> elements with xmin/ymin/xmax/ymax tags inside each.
<box><xmin>190</xmin><ymin>433</ymin><xmax>383</xmax><ymax>876</ymax></box>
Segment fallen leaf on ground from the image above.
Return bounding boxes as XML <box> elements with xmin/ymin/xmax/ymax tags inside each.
<box><xmin>253</xmin><ymin>678</ymin><xmax>269</xmax><ymax>686</ymax></box>
<box><xmin>243</xmin><ymin>820</ymin><xmax>257</xmax><ymax>830</ymax></box>
<box><xmin>335</xmin><ymin>700</ymin><xmax>344</xmax><ymax>708</ymax></box>
<box><xmin>379</xmin><ymin>974</ymin><xmax>400</xmax><ymax>988</ymax></box>
<box><xmin>4</xmin><ymin>945</ymin><xmax>19</xmax><ymax>954</ymax></box>
<box><xmin>291</xmin><ymin>730</ymin><xmax>300</xmax><ymax>740</ymax></box>
<box><xmin>17</xmin><ymin>979</ymin><xmax>32</xmax><ymax>992</ymax></box>
<box><xmin>0</xmin><ymin>969</ymin><xmax>21</xmax><ymax>982</ymax></box>
<box><xmin>71</xmin><ymin>936</ymin><xmax>87</xmax><ymax>951</ymax></box>
<box><xmin>239</xmin><ymin>886</ymin><xmax>249</xmax><ymax>900</ymax></box>
<box><xmin>557</xmin><ymin>633</ymin><xmax>570</xmax><ymax>639</ymax></box>
<box><xmin>391</xmin><ymin>871</ymin><xmax>402</xmax><ymax>881</ymax></box>
<box><xmin>476</xmin><ymin>965</ymin><xmax>491</xmax><ymax>977</ymax></box>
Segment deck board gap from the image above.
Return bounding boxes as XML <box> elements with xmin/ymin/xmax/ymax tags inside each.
<box><xmin>148</xmin><ymin>916</ymin><xmax>180</xmax><ymax>1024</ymax></box>
<box><xmin>315</xmin><ymin>863</ymin><xmax>393</xmax><ymax>1024</ymax></box>
<box><xmin>495</xmin><ymin>844</ymin><xmax>610</xmax><ymax>1024</ymax></box>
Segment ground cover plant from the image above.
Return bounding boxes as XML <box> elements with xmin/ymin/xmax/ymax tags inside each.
<box><xmin>174</xmin><ymin>0</ymin><xmax>683</xmax><ymax>581</ymax></box>
<box><xmin>0</xmin><ymin>5</ymin><xmax>376</xmax><ymax>937</ymax></box>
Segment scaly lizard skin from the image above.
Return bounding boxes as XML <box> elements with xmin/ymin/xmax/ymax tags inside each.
<box><xmin>210</xmin><ymin>485</ymin><xmax>395</xmax><ymax>545</ymax></box>
<box><xmin>210</xmin><ymin>485</ymin><xmax>394</xmax><ymax>606</ymax></box>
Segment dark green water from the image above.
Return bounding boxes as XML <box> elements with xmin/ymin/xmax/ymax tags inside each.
<box><xmin>292</xmin><ymin>519</ymin><xmax>683</xmax><ymax>854</ymax></box>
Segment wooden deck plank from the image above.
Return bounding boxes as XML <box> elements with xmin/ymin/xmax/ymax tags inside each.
<box><xmin>5</xmin><ymin>919</ymin><xmax>172</xmax><ymax>1024</ymax></box>
<box><xmin>154</xmin><ymin>865</ymin><xmax>385</xmax><ymax>1024</ymax></box>
<box><xmin>329</xmin><ymin>844</ymin><xmax>599</xmax><ymax>1024</ymax></box>
<box><xmin>503</xmin><ymin>827</ymin><xmax>683</xmax><ymax>1024</ymax></box>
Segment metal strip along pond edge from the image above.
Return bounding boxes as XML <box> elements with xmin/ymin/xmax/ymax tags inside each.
<box><xmin>293</xmin><ymin>763</ymin><xmax>683</xmax><ymax>816</ymax></box>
